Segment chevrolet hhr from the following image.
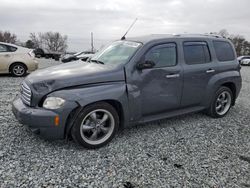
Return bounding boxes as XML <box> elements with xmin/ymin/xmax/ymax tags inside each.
<box><xmin>12</xmin><ymin>34</ymin><xmax>242</xmax><ymax>148</ymax></box>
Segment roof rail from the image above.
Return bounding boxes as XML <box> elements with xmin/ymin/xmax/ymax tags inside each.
<box><xmin>172</xmin><ymin>33</ymin><xmax>223</xmax><ymax>38</ymax></box>
<box><xmin>202</xmin><ymin>34</ymin><xmax>223</xmax><ymax>38</ymax></box>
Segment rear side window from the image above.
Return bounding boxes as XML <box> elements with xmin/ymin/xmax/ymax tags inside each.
<box><xmin>183</xmin><ymin>42</ymin><xmax>211</xmax><ymax>65</ymax></box>
<box><xmin>145</xmin><ymin>43</ymin><xmax>177</xmax><ymax>67</ymax></box>
<box><xmin>0</xmin><ymin>44</ymin><xmax>17</xmax><ymax>52</ymax></box>
<box><xmin>213</xmin><ymin>41</ymin><xmax>235</xmax><ymax>61</ymax></box>
<box><xmin>0</xmin><ymin>44</ymin><xmax>8</xmax><ymax>52</ymax></box>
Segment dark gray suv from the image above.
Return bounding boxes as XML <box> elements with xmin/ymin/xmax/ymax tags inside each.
<box><xmin>12</xmin><ymin>34</ymin><xmax>242</xmax><ymax>148</ymax></box>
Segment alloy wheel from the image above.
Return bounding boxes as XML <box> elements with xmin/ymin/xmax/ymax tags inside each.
<box><xmin>80</xmin><ymin>109</ymin><xmax>115</xmax><ymax>145</ymax></box>
<box><xmin>13</xmin><ymin>65</ymin><xmax>25</xmax><ymax>76</ymax></box>
<box><xmin>215</xmin><ymin>91</ymin><xmax>232</xmax><ymax>115</ymax></box>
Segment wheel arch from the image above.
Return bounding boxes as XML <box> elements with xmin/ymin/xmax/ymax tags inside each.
<box><xmin>9</xmin><ymin>62</ymin><xmax>28</xmax><ymax>73</ymax></box>
<box><xmin>64</xmin><ymin>99</ymin><xmax>125</xmax><ymax>139</ymax></box>
<box><xmin>104</xmin><ymin>99</ymin><xmax>125</xmax><ymax>128</ymax></box>
<box><xmin>221</xmin><ymin>82</ymin><xmax>236</xmax><ymax>106</ymax></box>
<box><xmin>206</xmin><ymin>71</ymin><xmax>241</xmax><ymax>108</ymax></box>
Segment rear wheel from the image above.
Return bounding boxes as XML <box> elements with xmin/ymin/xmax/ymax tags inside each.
<box><xmin>10</xmin><ymin>63</ymin><xmax>27</xmax><ymax>77</ymax></box>
<box><xmin>71</xmin><ymin>102</ymin><xmax>119</xmax><ymax>149</ymax></box>
<box><xmin>206</xmin><ymin>86</ymin><xmax>233</xmax><ymax>118</ymax></box>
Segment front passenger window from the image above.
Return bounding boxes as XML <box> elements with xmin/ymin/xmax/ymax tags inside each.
<box><xmin>145</xmin><ymin>43</ymin><xmax>177</xmax><ymax>68</ymax></box>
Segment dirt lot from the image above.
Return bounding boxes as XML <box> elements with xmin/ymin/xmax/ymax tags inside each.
<box><xmin>0</xmin><ymin>59</ymin><xmax>249</xmax><ymax>187</ymax></box>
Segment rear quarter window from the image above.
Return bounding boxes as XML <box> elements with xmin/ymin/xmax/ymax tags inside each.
<box><xmin>213</xmin><ymin>41</ymin><xmax>235</xmax><ymax>61</ymax></box>
<box><xmin>8</xmin><ymin>46</ymin><xmax>17</xmax><ymax>52</ymax></box>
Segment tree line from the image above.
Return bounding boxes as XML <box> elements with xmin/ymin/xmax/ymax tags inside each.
<box><xmin>0</xmin><ymin>31</ymin><xmax>17</xmax><ymax>44</ymax></box>
<box><xmin>0</xmin><ymin>31</ymin><xmax>67</xmax><ymax>52</ymax></box>
<box><xmin>0</xmin><ymin>29</ymin><xmax>250</xmax><ymax>55</ymax></box>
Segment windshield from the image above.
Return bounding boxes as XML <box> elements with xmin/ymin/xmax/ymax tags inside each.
<box><xmin>90</xmin><ymin>40</ymin><xmax>141</xmax><ymax>66</ymax></box>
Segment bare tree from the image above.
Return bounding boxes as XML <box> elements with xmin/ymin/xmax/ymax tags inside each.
<box><xmin>42</xmin><ymin>32</ymin><xmax>67</xmax><ymax>52</ymax></box>
<box><xmin>0</xmin><ymin>31</ymin><xmax>17</xmax><ymax>43</ymax></box>
<box><xmin>29</xmin><ymin>32</ymin><xmax>67</xmax><ymax>52</ymax></box>
<box><xmin>243</xmin><ymin>40</ymin><xmax>250</xmax><ymax>55</ymax></box>
<box><xmin>229</xmin><ymin>35</ymin><xmax>250</xmax><ymax>56</ymax></box>
<box><xmin>29</xmin><ymin>32</ymin><xmax>43</xmax><ymax>49</ymax></box>
<box><xmin>218</xmin><ymin>29</ymin><xmax>229</xmax><ymax>38</ymax></box>
<box><xmin>210</xmin><ymin>29</ymin><xmax>229</xmax><ymax>38</ymax></box>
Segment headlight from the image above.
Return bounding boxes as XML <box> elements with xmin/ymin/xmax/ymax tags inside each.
<box><xmin>43</xmin><ymin>97</ymin><xmax>65</xmax><ymax>109</ymax></box>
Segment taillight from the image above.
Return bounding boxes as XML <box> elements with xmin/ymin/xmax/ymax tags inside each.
<box><xmin>28</xmin><ymin>50</ymin><xmax>35</xmax><ymax>58</ymax></box>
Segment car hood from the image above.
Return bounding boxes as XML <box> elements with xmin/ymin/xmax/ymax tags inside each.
<box><xmin>25</xmin><ymin>61</ymin><xmax>125</xmax><ymax>97</ymax></box>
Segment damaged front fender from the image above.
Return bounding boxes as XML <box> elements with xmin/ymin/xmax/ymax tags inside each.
<box><xmin>47</xmin><ymin>81</ymin><xmax>130</xmax><ymax>132</ymax></box>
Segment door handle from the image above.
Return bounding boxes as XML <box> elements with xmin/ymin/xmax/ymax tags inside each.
<box><xmin>166</xmin><ymin>74</ymin><xmax>180</xmax><ymax>78</ymax></box>
<box><xmin>4</xmin><ymin>54</ymin><xmax>10</xmax><ymax>57</ymax></box>
<box><xmin>206</xmin><ymin>69</ymin><xmax>215</xmax><ymax>73</ymax></box>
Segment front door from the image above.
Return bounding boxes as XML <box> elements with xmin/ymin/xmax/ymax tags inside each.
<box><xmin>138</xmin><ymin>43</ymin><xmax>183</xmax><ymax>116</ymax></box>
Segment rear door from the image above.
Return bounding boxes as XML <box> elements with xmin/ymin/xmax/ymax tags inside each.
<box><xmin>0</xmin><ymin>44</ymin><xmax>12</xmax><ymax>73</ymax></box>
<box><xmin>181</xmin><ymin>41</ymin><xmax>218</xmax><ymax>107</ymax></box>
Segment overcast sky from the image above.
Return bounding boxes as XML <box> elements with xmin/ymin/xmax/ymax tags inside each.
<box><xmin>0</xmin><ymin>0</ymin><xmax>250</xmax><ymax>51</ymax></box>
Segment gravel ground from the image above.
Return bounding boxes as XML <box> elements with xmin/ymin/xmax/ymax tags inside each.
<box><xmin>0</xmin><ymin>59</ymin><xmax>249</xmax><ymax>187</ymax></box>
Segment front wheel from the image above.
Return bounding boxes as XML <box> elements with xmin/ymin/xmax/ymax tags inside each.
<box><xmin>71</xmin><ymin>102</ymin><xmax>119</xmax><ymax>149</ymax></box>
<box><xmin>206</xmin><ymin>86</ymin><xmax>233</xmax><ymax>118</ymax></box>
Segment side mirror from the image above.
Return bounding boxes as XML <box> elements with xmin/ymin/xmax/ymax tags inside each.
<box><xmin>137</xmin><ymin>60</ymin><xmax>155</xmax><ymax>70</ymax></box>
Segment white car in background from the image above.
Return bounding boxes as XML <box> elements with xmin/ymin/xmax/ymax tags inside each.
<box><xmin>237</xmin><ymin>56</ymin><xmax>250</xmax><ymax>65</ymax></box>
<box><xmin>77</xmin><ymin>53</ymin><xmax>94</xmax><ymax>62</ymax></box>
<box><xmin>0</xmin><ymin>42</ymin><xmax>38</xmax><ymax>76</ymax></box>
<box><xmin>241</xmin><ymin>59</ymin><xmax>250</xmax><ymax>66</ymax></box>
<box><xmin>61</xmin><ymin>51</ymin><xmax>94</xmax><ymax>63</ymax></box>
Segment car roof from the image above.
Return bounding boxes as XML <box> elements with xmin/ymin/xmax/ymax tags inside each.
<box><xmin>126</xmin><ymin>34</ymin><xmax>227</xmax><ymax>44</ymax></box>
<box><xmin>238</xmin><ymin>55</ymin><xmax>250</xmax><ymax>58</ymax></box>
<box><xmin>0</xmin><ymin>42</ymin><xmax>18</xmax><ymax>48</ymax></box>
<box><xmin>242</xmin><ymin>58</ymin><xmax>250</xmax><ymax>61</ymax></box>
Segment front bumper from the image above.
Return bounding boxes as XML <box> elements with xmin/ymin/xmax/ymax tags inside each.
<box><xmin>12</xmin><ymin>97</ymin><xmax>77</xmax><ymax>140</ymax></box>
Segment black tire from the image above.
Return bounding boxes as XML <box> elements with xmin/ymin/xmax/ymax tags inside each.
<box><xmin>71</xmin><ymin>102</ymin><xmax>119</xmax><ymax>149</ymax></box>
<box><xmin>206</xmin><ymin>86</ymin><xmax>233</xmax><ymax>118</ymax></box>
<box><xmin>10</xmin><ymin>63</ymin><xmax>27</xmax><ymax>77</ymax></box>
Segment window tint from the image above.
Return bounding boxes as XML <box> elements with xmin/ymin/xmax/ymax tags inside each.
<box><xmin>184</xmin><ymin>42</ymin><xmax>211</xmax><ymax>65</ymax></box>
<box><xmin>145</xmin><ymin>43</ymin><xmax>177</xmax><ymax>67</ymax></box>
<box><xmin>213</xmin><ymin>41</ymin><xmax>235</xmax><ymax>61</ymax></box>
<box><xmin>0</xmin><ymin>44</ymin><xmax>8</xmax><ymax>52</ymax></box>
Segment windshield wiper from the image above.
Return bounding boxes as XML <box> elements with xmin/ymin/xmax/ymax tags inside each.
<box><xmin>90</xmin><ymin>59</ymin><xmax>104</xmax><ymax>65</ymax></box>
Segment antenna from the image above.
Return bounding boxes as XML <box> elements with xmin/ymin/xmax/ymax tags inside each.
<box><xmin>121</xmin><ymin>18</ymin><xmax>138</xmax><ymax>40</ymax></box>
<box><xmin>91</xmin><ymin>32</ymin><xmax>94</xmax><ymax>53</ymax></box>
